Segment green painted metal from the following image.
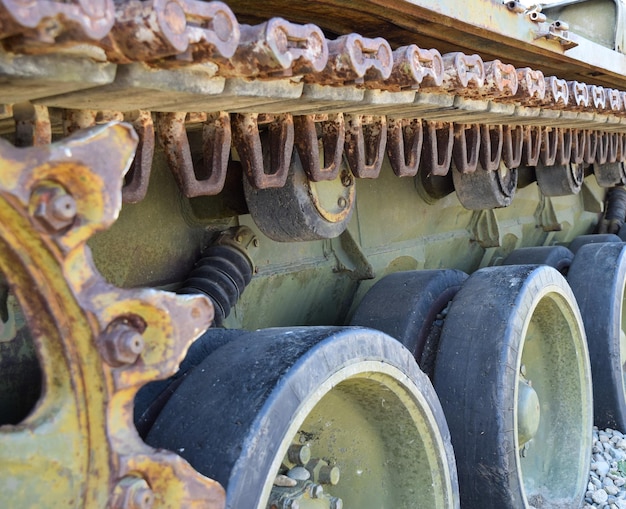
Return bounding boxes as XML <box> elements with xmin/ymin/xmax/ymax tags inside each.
<box><xmin>83</xmin><ymin>145</ymin><xmax>603</xmax><ymax>331</ymax></box>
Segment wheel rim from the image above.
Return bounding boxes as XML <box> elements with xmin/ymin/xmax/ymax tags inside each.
<box><xmin>516</xmin><ymin>290</ymin><xmax>590</xmax><ymax>502</ymax></box>
<box><xmin>496</xmin><ymin>160</ymin><xmax>516</xmax><ymax>198</ymax></box>
<box><xmin>308</xmin><ymin>166</ymin><xmax>355</xmax><ymax>224</ymax></box>
<box><xmin>268</xmin><ymin>362</ymin><xmax>454</xmax><ymax>509</ymax></box>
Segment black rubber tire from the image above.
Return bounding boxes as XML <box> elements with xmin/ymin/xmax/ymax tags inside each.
<box><xmin>433</xmin><ymin>265</ymin><xmax>592</xmax><ymax>509</ymax></box>
<box><xmin>568</xmin><ymin>242</ymin><xmax>626</xmax><ymax>431</ymax></box>
<box><xmin>594</xmin><ymin>162</ymin><xmax>626</xmax><ymax>188</ymax></box>
<box><xmin>515</xmin><ymin>165</ymin><xmax>536</xmax><ymax>189</ymax></box>
<box><xmin>535</xmin><ymin>162</ymin><xmax>584</xmax><ymax>196</ymax></box>
<box><xmin>350</xmin><ymin>269</ymin><xmax>468</xmax><ymax>378</ymax></box>
<box><xmin>569</xmin><ymin>233</ymin><xmax>622</xmax><ymax>254</ymax></box>
<box><xmin>134</xmin><ymin>328</ymin><xmax>246</xmax><ymax>437</ymax></box>
<box><xmin>415</xmin><ymin>168</ymin><xmax>455</xmax><ymax>204</ymax></box>
<box><xmin>502</xmin><ymin>245</ymin><xmax>574</xmax><ymax>275</ymax></box>
<box><xmin>146</xmin><ymin>327</ymin><xmax>460</xmax><ymax>509</ymax></box>
<box><xmin>244</xmin><ymin>150</ymin><xmax>354</xmax><ymax>242</ymax></box>
<box><xmin>452</xmin><ymin>164</ymin><xmax>517</xmax><ymax>210</ymax></box>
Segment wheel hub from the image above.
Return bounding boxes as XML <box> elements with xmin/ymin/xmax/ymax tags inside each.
<box><xmin>518</xmin><ymin>372</ymin><xmax>541</xmax><ymax>447</ymax></box>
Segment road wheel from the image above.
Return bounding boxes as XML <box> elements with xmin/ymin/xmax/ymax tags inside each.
<box><xmin>502</xmin><ymin>245</ymin><xmax>574</xmax><ymax>275</ymax></box>
<box><xmin>433</xmin><ymin>265</ymin><xmax>592</xmax><ymax>509</ymax></box>
<box><xmin>146</xmin><ymin>327</ymin><xmax>460</xmax><ymax>509</ymax></box>
<box><xmin>535</xmin><ymin>162</ymin><xmax>584</xmax><ymax>196</ymax></box>
<box><xmin>452</xmin><ymin>161</ymin><xmax>517</xmax><ymax>210</ymax></box>
<box><xmin>350</xmin><ymin>269</ymin><xmax>467</xmax><ymax>378</ymax></box>
<box><xmin>569</xmin><ymin>233</ymin><xmax>622</xmax><ymax>254</ymax></box>
<box><xmin>568</xmin><ymin>242</ymin><xmax>626</xmax><ymax>431</ymax></box>
<box><xmin>244</xmin><ymin>148</ymin><xmax>355</xmax><ymax>241</ymax></box>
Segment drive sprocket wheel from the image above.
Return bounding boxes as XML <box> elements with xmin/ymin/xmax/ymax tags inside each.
<box><xmin>0</xmin><ymin>123</ymin><xmax>225</xmax><ymax>508</ymax></box>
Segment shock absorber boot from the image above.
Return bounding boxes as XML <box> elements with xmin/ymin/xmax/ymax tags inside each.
<box><xmin>178</xmin><ymin>228</ymin><xmax>255</xmax><ymax>326</ymax></box>
<box><xmin>601</xmin><ymin>186</ymin><xmax>626</xmax><ymax>234</ymax></box>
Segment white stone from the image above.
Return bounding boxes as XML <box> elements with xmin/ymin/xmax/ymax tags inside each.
<box><xmin>606</xmin><ymin>484</ymin><xmax>620</xmax><ymax>496</ymax></box>
<box><xmin>592</xmin><ymin>489</ymin><xmax>609</xmax><ymax>504</ymax></box>
<box><xmin>595</xmin><ymin>461</ymin><xmax>611</xmax><ymax>478</ymax></box>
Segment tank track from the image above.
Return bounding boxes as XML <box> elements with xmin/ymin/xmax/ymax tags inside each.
<box><xmin>1</xmin><ymin>0</ymin><xmax>626</xmax><ymax>209</ymax></box>
<box><xmin>1</xmin><ymin>1</ymin><xmax>624</xmax><ymax>508</ymax></box>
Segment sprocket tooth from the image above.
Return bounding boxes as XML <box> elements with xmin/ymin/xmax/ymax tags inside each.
<box><xmin>84</xmin><ymin>285</ymin><xmax>214</xmax><ymax>390</ymax></box>
<box><xmin>118</xmin><ymin>452</ymin><xmax>226</xmax><ymax>509</ymax></box>
<box><xmin>0</xmin><ymin>122</ymin><xmax>138</xmax><ymax>250</ymax></box>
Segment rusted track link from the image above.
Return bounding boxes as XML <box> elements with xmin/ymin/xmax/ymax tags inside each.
<box><xmin>2</xmin><ymin>1</ymin><xmax>626</xmax><ymax>199</ymax></box>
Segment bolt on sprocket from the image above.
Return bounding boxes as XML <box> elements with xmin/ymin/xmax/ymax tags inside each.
<box><xmin>0</xmin><ymin>122</ymin><xmax>225</xmax><ymax>509</ymax></box>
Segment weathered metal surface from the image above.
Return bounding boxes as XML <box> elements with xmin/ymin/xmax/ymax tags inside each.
<box><xmin>421</xmin><ymin>121</ymin><xmax>454</xmax><ymax>176</ymax></box>
<box><xmin>104</xmin><ymin>0</ymin><xmax>239</xmax><ymax>64</ymax></box>
<box><xmin>502</xmin><ymin>124</ymin><xmax>523</xmax><ymax>169</ymax></box>
<box><xmin>310</xmin><ymin>33</ymin><xmax>392</xmax><ymax>85</ymax></box>
<box><xmin>344</xmin><ymin>114</ymin><xmax>387</xmax><ymax>178</ymax></box>
<box><xmin>3</xmin><ymin>2</ymin><xmax>626</xmax><ymax>507</ymax></box>
<box><xmin>0</xmin><ymin>0</ymin><xmax>115</xmax><ymax>44</ymax></box>
<box><xmin>12</xmin><ymin>103</ymin><xmax>51</xmax><ymax>147</ymax></box>
<box><xmin>222</xmin><ymin>0</ymin><xmax>626</xmax><ymax>88</ymax></box>
<box><xmin>0</xmin><ymin>122</ymin><xmax>224</xmax><ymax>508</ymax></box>
<box><xmin>232</xmin><ymin>113</ymin><xmax>294</xmax><ymax>188</ymax></box>
<box><xmin>122</xmin><ymin>110</ymin><xmax>154</xmax><ymax>204</ymax></box>
<box><xmin>453</xmin><ymin>123</ymin><xmax>480</xmax><ymax>174</ymax></box>
<box><xmin>293</xmin><ymin>113</ymin><xmax>345</xmax><ymax>181</ymax></box>
<box><xmin>156</xmin><ymin>111</ymin><xmax>231</xmax><ymax>197</ymax></box>
<box><xmin>381</xmin><ymin>45</ymin><xmax>443</xmax><ymax>91</ymax></box>
<box><xmin>387</xmin><ymin>117</ymin><xmax>423</xmax><ymax>176</ymax></box>
<box><xmin>218</xmin><ymin>18</ymin><xmax>327</xmax><ymax>77</ymax></box>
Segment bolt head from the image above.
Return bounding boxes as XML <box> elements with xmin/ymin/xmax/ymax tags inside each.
<box><xmin>31</xmin><ymin>186</ymin><xmax>77</xmax><ymax>233</ymax></box>
<box><xmin>287</xmin><ymin>444</ymin><xmax>311</xmax><ymax>466</ymax></box>
<box><xmin>309</xmin><ymin>483</ymin><xmax>324</xmax><ymax>499</ymax></box>
<box><xmin>319</xmin><ymin>465</ymin><xmax>341</xmax><ymax>485</ymax></box>
<box><xmin>284</xmin><ymin>499</ymin><xmax>300</xmax><ymax>509</ymax></box>
<box><xmin>115</xmin><ymin>477</ymin><xmax>154</xmax><ymax>509</ymax></box>
<box><xmin>100</xmin><ymin>322</ymin><xmax>144</xmax><ymax>367</ymax></box>
<box><xmin>330</xmin><ymin>497</ymin><xmax>343</xmax><ymax>509</ymax></box>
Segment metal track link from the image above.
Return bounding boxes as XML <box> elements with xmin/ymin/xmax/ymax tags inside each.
<box><xmin>2</xmin><ymin>0</ymin><xmax>626</xmax><ymax>200</ymax></box>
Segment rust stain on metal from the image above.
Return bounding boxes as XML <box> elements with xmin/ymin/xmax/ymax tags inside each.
<box><xmin>0</xmin><ymin>123</ymin><xmax>223</xmax><ymax>508</ymax></box>
<box><xmin>523</xmin><ymin>125</ymin><xmax>542</xmax><ymax>166</ymax></box>
<box><xmin>156</xmin><ymin>111</ymin><xmax>231</xmax><ymax>197</ymax></box>
<box><xmin>452</xmin><ymin>123</ymin><xmax>480</xmax><ymax>174</ymax></box>
<box><xmin>0</xmin><ymin>0</ymin><xmax>115</xmax><ymax>48</ymax></box>
<box><xmin>343</xmin><ymin>114</ymin><xmax>387</xmax><ymax>178</ymax></box>
<box><xmin>502</xmin><ymin>125</ymin><xmax>523</xmax><ymax>169</ymax></box>
<box><xmin>219</xmin><ymin>18</ymin><xmax>328</xmax><ymax>78</ymax></box>
<box><xmin>387</xmin><ymin>117</ymin><xmax>423</xmax><ymax>177</ymax></box>
<box><xmin>421</xmin><ymin>121</ymin><xmax>453</xmax><ymax>177</ymax></box>
<box><xmin>294</xmin><ymin>113</ymin><xmax>345</xmax><ymax>181</ymax></box>
<box><xmin>232</xmin><ymin>112</ymin><xmax>294</xmax><ymax>188</ymax></box>
<box><xmin>479</xmin><ymin>124</ymin><xmax>503</xmax><ymax>172</ymax></box>
<box><xmin>123</xmin><ymin>110</ymin><xmax>154</xmax><ymax>204</ymax></box>
<box><xmin>309</xmin><ymin>33</ymin><xmax>392</xmax><ymax>86</ymax></box>
<box><xmin>380</xmin><ymin>45</ymin><xmax>443</xmax><ymax>91</ymax></box>
<box><xmin>13</xmin><ymin>103</ymin><xmax>51</xmax><ymax>148</ymax></box>
<box><xmin>104</xmin><ymin>0</ymin><xmax>239</xmax><ymax>64</ymax></box>
<box><xmin>440</xmin><ymin>52</ymin><xmax>484</xmax><ymax>94</ymax></box>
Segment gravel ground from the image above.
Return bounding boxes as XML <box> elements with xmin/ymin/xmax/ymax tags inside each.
<box><xmin>583</xmin><ymin>427</ymin><xmax>626</xmax><ymax>508</ymax></box>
